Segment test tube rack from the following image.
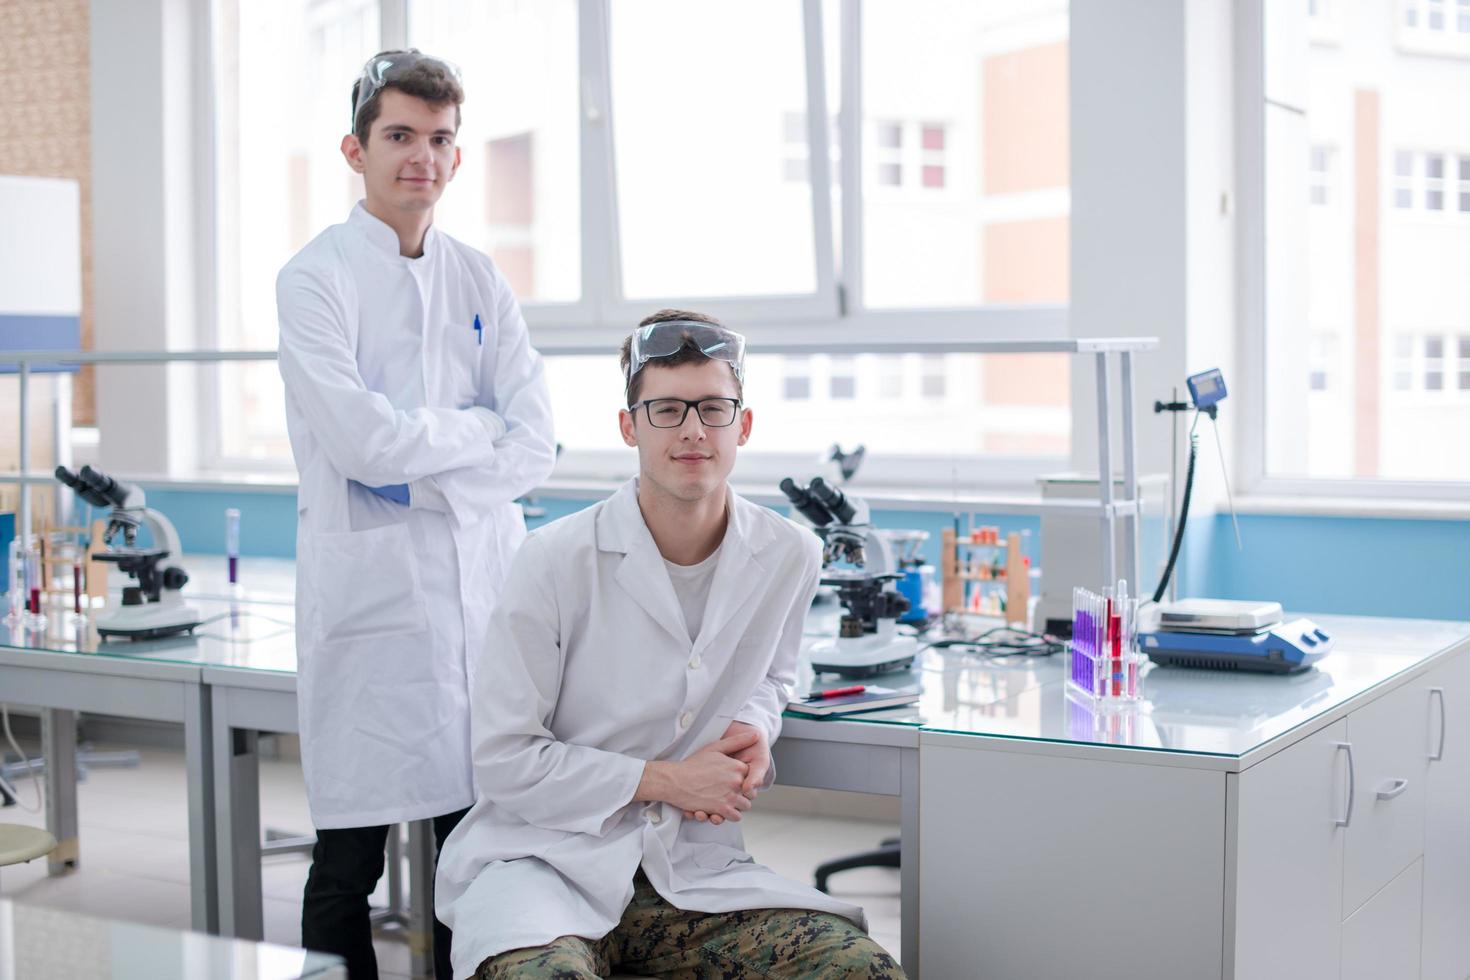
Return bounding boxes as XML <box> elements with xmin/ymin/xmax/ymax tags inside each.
<box><xmin>940</xmin><ymin>525</ymin><xmax>1030</xmax><ymax>625</ymax></box>
<box><xmin>1067</xmin><ymin>583</ymin><xmax>1141</xmax><ymax>701</ymax></box>
<box><xmin>37</xmin><ymin>517</ymin><xmax>108</xmax><ymax>609</ymax></box>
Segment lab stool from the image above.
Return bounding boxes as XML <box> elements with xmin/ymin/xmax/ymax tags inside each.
<box><xmin>814</xmin><ymin>836</ymin><xmax>900</xmax><ymax>893</ymax></box>
<box><xmin>0</xmin><ymin>823</ymin><xmax>57</xmax><ymax>886</ymax></box>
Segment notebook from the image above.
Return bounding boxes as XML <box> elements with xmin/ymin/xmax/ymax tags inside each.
<box><xmin>785</xmin><ymin>685</ymin><xmax>921</xmax><ymax>717</ymax></box>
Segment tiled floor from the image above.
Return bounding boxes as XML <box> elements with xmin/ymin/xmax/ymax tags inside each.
<box><xmin>0</xmin><ymin>741</ymin><xmax>901</xmax><ymax>978</ymax></box>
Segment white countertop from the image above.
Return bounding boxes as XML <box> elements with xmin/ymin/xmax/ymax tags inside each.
<box><xmin>4</xmin><ymin>555</ymin><xmax>1467</xmax><ymax>766</ymax></box>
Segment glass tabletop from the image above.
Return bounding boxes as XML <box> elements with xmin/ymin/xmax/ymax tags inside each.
<box><xmin>0</xmin><ymin>899</ymin><xmax>343</xmax><ymax>979</ymax></box>
<box><xmin>0</xmin><ymin>554</ymin><xmax>299</xmax><ymax>673</ymax></box>
<box><xmin>914</xmin><ymin>614</ymin><xmax>1470</xmax><ymax>758</ymax></box>
<box><xmin>6</xmin><ymin>555</ymin><xmax>1467</xmax><ymax>761</ymax></box>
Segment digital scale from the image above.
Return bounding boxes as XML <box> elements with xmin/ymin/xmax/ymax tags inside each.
<box><xmin>1138</xmin><ymin>599</ymin><xmax>1333</xmax><ymax>674</ymax></box>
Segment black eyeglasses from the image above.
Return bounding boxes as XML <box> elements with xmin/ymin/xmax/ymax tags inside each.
<box><xmin>629</xmin><ymin>397</ymin><xmax>742</xmax><ymax>429</ymax></box>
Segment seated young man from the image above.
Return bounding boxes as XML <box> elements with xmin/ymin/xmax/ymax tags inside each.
<box><xmin>436</xmin><ymin>310</ymin><xmax>905</xmax><ymax>979</ymax></box>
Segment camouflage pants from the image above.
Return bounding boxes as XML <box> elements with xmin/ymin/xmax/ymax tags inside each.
<box><xmin>476</xmin><ymin>871</ymin><xmax>905</xmax><ymax>980</ymax></box>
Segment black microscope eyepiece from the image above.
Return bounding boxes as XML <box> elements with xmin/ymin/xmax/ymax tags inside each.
<box><xmin>808</xmin><ymin>477</ymin><xmax>857</xmax><ymax>525</ymax></box>
<box><xmin>780</xmin><ymin>477</ymin><xmax>835</xmax><ymax>527</ymax></box>
<box><xmin>77</xmin><ymin>465</ymin><xmax>130</xmax><ymax>508</ymax></box>
<box><xmin>55</xmin><ymin>465</ymin><xmax>114</xmax><ymax>508</ymax></box>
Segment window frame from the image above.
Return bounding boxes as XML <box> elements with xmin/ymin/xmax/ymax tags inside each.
<box><xmin>1237</xmin><ymin>0</ymin><xmax>1470</xmax><ymax>500</ymax></box>
<box><xmin>198</xmin><ymin>0</ymin><xmax>1072</xmax><ymax>489</ymax></box>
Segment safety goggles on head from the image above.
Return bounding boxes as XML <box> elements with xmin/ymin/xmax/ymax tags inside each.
<box><xmin>627</xmin><ymin>320</ymin><xmax>747</xmax><ymax>386</ymax></box>
<box><xmin>352</xmin><ymin>50</ymin><xmax>463</xmax><ymax>130</ymax></box>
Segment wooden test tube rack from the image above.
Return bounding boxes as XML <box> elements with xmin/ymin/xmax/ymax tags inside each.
<box><xmin>941</xmin><ymin>526</ymin><xmax>1030</xmax><ymax>625</ymax></box>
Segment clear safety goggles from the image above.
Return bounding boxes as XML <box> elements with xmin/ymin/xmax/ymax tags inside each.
<box><xmin>627</xmin><ymin>320</ymin><xmax>746</xmax><ymax>384</ymax></box>
<box><xmin>352</xmin><ymin>50</ymin><xmax>463</xmax><ymax>129</ymax></box>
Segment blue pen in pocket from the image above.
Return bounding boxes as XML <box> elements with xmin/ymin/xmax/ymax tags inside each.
<box><xmin>473</xmin><ymin>313</ymin><xmax>483</xmax><ymax>345</ymax></box>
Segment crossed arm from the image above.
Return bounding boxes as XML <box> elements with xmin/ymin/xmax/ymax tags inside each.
<box><xmin>276</xmin><ymin>264</ymin><xmax>555</xmax><ymax>517</ymax></box>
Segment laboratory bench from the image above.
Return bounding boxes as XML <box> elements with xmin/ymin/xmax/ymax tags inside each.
<box><xmin>0</xmin><ymin>897</ymin><xmax>344</xmax><ymax>978</ymax></box>
<box><xmin>2</xmin><ymin>557</ymin><xmax>1468</xmax><ymax>979</ymax></box>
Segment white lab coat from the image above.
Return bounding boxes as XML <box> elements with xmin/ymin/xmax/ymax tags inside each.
<box><xmin>277</xmin><ymin>202</ymin><xmax>556</xmax><ymax>829</ymax></box>
<box><xmin>435</xmin><ymin>479</ymin><xmax>867</xmax><ymax>979</ymax></box>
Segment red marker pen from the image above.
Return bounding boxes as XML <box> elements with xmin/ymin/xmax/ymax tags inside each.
<box><xmin>805</xmin><ymin>685</ymin><xmax>866</xmax><ymax>701</ymax></box>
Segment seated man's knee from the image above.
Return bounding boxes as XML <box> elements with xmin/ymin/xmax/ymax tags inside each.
<box><xmin>476</xmin><ymin>936</ymin><xmax>602</xmax><ymax>980</ymax></box>
<box><xmin>780</xmin><ymin>913</ymin><xmax>906</xmax><ymax>979</ymax></box>
<box><xmin>832</xmin><ymin>935</ymin><xmax>905</xmax><ymax>979</ymax></box>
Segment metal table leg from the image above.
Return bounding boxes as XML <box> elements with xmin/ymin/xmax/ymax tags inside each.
<box><xmin>184</xmin><ymin>682</ymin><xmax>219</xmax><ymax>933</ymax></box>
<box><xmin>407</xmin><ymin>819</ymin><xmax>436</xmax><ymax>980</ymax></box>
<box><xmin>40</xmin><ymin>708</ymin><xmax>78</xmax><ymax>875</ymax></box>
<box><xmin>899</xmin><ymin>746</ymin><xmax>920</xmax><ymax>979</ymax></box>
<box><xmin>213</xmin><ymin>682</ymin><xmax>262</xmax><ymax>939</ymax></box>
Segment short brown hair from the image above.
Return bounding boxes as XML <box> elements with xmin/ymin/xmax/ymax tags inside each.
<box><xmin>620</xmin><ymin>309</ymin><xmax>744</xmax><ymax>407</ymax></box>
<box><xmin>351</xmin><ymin>49</ymin><xmax>464</xmax><ymax>145</ymax></box>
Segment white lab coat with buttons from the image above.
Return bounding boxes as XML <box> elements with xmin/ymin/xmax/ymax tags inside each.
<box><xmin>435</xmin><ymin>479</ymin><xmax>867</xmax><ymax>979</ymax></box>
<box><xmin>277</xmin><ymin>202</ymin><xmax>556</xmax><ymax>829</ymax></box>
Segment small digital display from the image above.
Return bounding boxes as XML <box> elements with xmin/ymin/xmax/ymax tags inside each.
<box><xmin>1188</xmin><ymin>368</ymin><xmax>1227</xmax><ymax>409</ymax></box>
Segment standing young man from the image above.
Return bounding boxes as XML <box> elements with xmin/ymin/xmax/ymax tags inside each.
<box><xmin>276</xmin><ymin>50</ymin><xmax>556</xmax><ymax>980</ymax></box>
<box><xmin>436</xmin><ymin>311</ymin><xmax>905</xmax><ymax>979</ymax></box>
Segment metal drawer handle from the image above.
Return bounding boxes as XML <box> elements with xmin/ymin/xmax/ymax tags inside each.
<box><xmin>1335</xmin><ymin>742</ymin><xmax>1354</xmax><ymax>828</ymax></box>
<box><xmin>1430</xmin><ymin>687</ymin><xmax>1446</xmax><ymax>762</ymax></box>
<box><xmin>1376</xmin><ymin>778</ymin><xmax>1409</xmax><ymax>801</ymax></box>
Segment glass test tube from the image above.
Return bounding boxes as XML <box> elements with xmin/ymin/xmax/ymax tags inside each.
<box><xmin>226</xmin><ymin>508</ymin><xmax>241</xmax><ymax>586</ymax></box>
<box><xmin>6</xmin><ymin>537</ymin><xmax>24</xmax><ymax>624</ymax></box>
<box><xmin>24</xmin><ymin>542</ymin><xmax>45</xmax><ymax>627</ymax></box>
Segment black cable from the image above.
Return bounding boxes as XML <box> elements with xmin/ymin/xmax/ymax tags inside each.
<box><xmin>925</xmin><ymin>626</ymin><xmax>1065</xmax><ymax>659</ymax></box>
<box><xmin>1153</xmin><ymin>417</ymin><xmax>1200</xmax><ymax>603</ymax></box>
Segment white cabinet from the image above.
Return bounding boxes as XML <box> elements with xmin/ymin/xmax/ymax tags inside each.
<box><xmin>919</xmin><ymin>742</ymin><xmax>1227</xmax><ymax>980</ymax></box>
<box><xmin>1341</xmin><ymin>681</ymin><xmax>1429</xmax><ymax>915</ymax></box>
<box><xmin>1421</xmin><ymin>651</ymin><xmax>1470</xmax><ymax>980</ymax></box>
<box><xmin>1232</xmin><ymin>719</ymin><xmax>1347</xmax><ymax>980</ymax></box>
<box><xmin>1228</xmin><ymin>652</ymin><xmax>1470</xmax><ymax>980</ymax></box>
<box><xmin>1341</xmin><ymin>858</ymin><xmax>1424</xmax><ymax>980</ymax></box>
<box><xmin>1230</xmin><ymin>655</ymin><xmax>1469</xmax><ymax>980</ymax></box>
<box><xmin>911</xmin><ymin>638</ymin><xmax>1470</xmax><ymax>980</ymax></box>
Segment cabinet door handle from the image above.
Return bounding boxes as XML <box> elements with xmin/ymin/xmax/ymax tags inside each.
<box><xmin>1429</xmin><ymin>687</ymin><xmax>1446</xmax><ymax>762</ymax></box>
<box><xmin>1335</xmin><ymin>741</ymin><xmax>1354</xmax><ymax>828</ymax></box>
<box><xmin>1376</xmin><ymin>778</ymin><xmax>1410</xmax><ymax>801</ymax></box>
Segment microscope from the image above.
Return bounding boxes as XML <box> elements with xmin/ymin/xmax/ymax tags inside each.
<box><xmin>54</xmin><ymin>465</ymin><xmax>201</xmax><ymax>639</ymax></box>
<box><xmin>780</xmin><ymin>476</ymin><xmax>919</xmax><ymax>678</ymax></box>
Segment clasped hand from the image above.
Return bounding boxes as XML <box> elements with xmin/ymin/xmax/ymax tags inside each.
<box><xmin>680</xmin><ymin>720</ymin><xmax>770</xmax><ymax>826</ymax></box>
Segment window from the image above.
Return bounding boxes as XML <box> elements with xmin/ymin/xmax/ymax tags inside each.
<box><xmin>210</xmin><ymin>0</ymin><xmax>382</xmax><ymax>465</ymax></box>
<box><xmin>1392</xmin><ymin>150</ymin><xmax>1470</xmax><ymax>214</ymax></box>
<box><xmin>1425</xmin><ymin>336</ymin><xmax>1445</xmax><ymax>390</ymax></box>
<box><xmin>828</xmin><ymin>355</ymin><xmax>857</xmax><ymax>400</ymax></box>
<box><xmin>1393</xmin><ymin>334</ymin><xmax>1414</xmax><ymax>391</ymax></box>
<box><xmin>1309</xmin><ymin>145</ymin><xmax>1333</xmax><ymax>206</ymax></box>
<box><xmin>921</xmin><ymin>123</ymin><xmax>947</xmax><ymax>189</ymax></box>
<box><xmin>1398</xmin><ymin>0</ymin><xmax>1470</xmax><ymax>52</ymax></box>
<box><xmin>200</xmin><ymin>0</ymin><xmax>1071</xmax><ymax>482</ymax></box>
<box><xmin>1259</xmin><ymin>4</ymin><xmax>1470</xmax><ymax>486</ymax></box>
<box><xmin>1426</xmin><ymin>153</ymin><xmax>1446</xmax><ymax>211</ymax></box>
<box><xmin>609</xmin><ymin>0</ymin><xmax>818</xmax><ymax>300</ymax></box>
<box><xmin>411</xmin><ymin>0</ymin><xmax>581</xmax><ymax>303</ymax></box>
<box><xmin>1308</xmin><ymin>334</ymin><xmax>1336</xmax><ymax>391</ymax></box>
<box><xmin>874</xmin><ymin>121</ymin><xmax>903</xmax><ymax>186</ymax></box>
<box><xmin>782</xmin><ymin>356</ymin><xmax>812</xmax><ymax>401</ymax></box>
<box><xmin>921</xmin><ymin>354</ymin><xmax>947</xmax><ymax>399</ymax></box>
<box><xmin>781</xmin><ymin>111</ymin><xmax>840</xmax><ymax>185</ymax></box>
<box><xmin>862</xmin><ymin>0</ymin><xmax>1069</xmax><ymax>310</ymax></box>
<box><xmin>1394</xmin><ymin>151</ymin><xmax>1415</xmax><ymax>208</ymax></box>
<box><xmin>878</xmin><ymin>357</ymin><xmax>905</xmax><ymax>398</ymax></box>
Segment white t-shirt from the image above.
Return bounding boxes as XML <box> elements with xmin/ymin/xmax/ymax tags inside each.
<box><xmin>664</xmin><ymin>543</ymin><xmax>723</xmax><ymax>642</ymax></box>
